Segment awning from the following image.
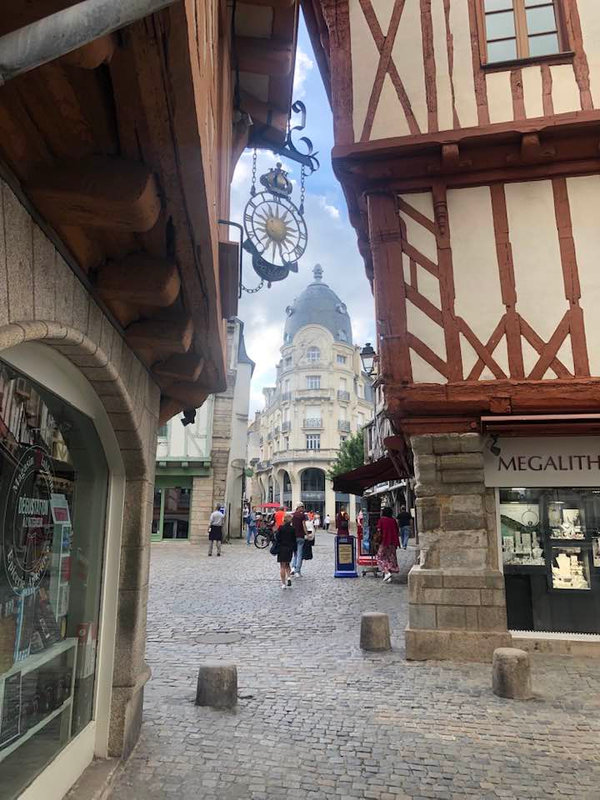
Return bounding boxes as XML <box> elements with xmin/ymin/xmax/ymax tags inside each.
<box><xmin>332</xmin><ymin>457</ymin><xmax>407</xmax><ymax>496</ymax></box>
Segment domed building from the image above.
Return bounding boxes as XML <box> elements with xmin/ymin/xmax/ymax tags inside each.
<box><xmin>248</xmin><ymin>265</ymin><xmax>373</xmax><ymax>519</ymax></box>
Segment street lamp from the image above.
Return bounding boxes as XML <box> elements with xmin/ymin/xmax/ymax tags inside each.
<box><xmin>360</xmin><ymin>342</ymin><xmax>377</xmax><ymax>377</ymax></box>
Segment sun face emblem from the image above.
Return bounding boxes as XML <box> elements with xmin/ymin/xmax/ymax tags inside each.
<box><xmin>243</xmin><ymin>192</ymin><xmax>308</xmax><ymax>269</ymax></box>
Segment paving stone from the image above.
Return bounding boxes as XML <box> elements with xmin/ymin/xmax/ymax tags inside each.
<box><xmin>104</xmin><ymin>539</ymin><xmax>600</xmax><ymax>800</ymax></box>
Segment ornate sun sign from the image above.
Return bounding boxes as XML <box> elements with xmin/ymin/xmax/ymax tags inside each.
<box><xmin>243</xmin><ymin>161</ymin><xmax>308</xmax><ymax>285</ymax></box>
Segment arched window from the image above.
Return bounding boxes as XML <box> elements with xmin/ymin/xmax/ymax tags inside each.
<box><xmin>301</xmin><ymin>468</ymin><xmax>325</xmax><ymax>493</ymax></box>
<box><xmin>307</xmin><ymin>346</ymin><xmax>320</xmax><ymax>362</ymax></box>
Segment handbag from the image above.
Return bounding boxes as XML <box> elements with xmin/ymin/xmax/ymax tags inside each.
<box><xmin>269</xmin><ymin>539</ymin><xmax>280</xmax><ymax>556</ymax></box>
<box><xmin>305</xmin><ymin>530</ymin><xmax>315</xmax><ymax>543</ymax></box>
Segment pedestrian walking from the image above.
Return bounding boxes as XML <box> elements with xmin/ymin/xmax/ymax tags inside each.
<box><xmin>274</xmin><ymin>505</ymin><xmax>286</xmax><ymax>529</ymax></box>
<box><xmin>397</xmin><ymin>505</ymin><xmax>412</xmax><ymax>549</ymax></box>
<box><xmin>314</xmin><ymin>513</ymin><xmax>320</xmax><ymax>529</ymax></box>
<box><xmin>274</xmin><ymin>512</ymin><xmax>296</xmax><ymax>589</ymax></box>
<box><xmin>208</xmin><ymin>505</ymin><xmax>225</xmax><ymax>556</ymax></box>
<box><xmin>336</xmin><ymin>507</ymin><xmax>350</xmax><ymax>534</ymax></box>
<box><xmin>324</xmin><ymin>513</ymin><xmax>331</xmax><ymax>531</ymax></box>
<box><xmin>290</xmin><ymin>503</ymin><xmax>308</xmax><ymax>576</ymax></box>
<box><xmin>375</xmin><ymin>507</ymin><xmax>400</xmax><ymax>582</ymax></box>
<box><xmin>246</xmin><ymin>507</ymin><xmax>257</xmax><ymax>545</ymax></box>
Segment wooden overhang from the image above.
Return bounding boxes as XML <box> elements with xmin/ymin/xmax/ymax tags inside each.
<box><xmin>0</xmin><ymin>0</ymin><xmax>299</xmax><ymax>424</ymax></box>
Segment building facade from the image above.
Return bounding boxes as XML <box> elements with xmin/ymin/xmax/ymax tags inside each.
<box><xmin>249</xmin><ymin>266</ymin><xmax>373</xmax><ymax>518</ymax></box>
<box><xmin>153</xmin><ymin>320</ymin><xmax>254</xmax><ymax>544</ymax></box>
<box><xmin>0</xmin><ymin>1</ymin><xmax>300</xmax><ymax>796</ymax></box>
<box><xmin>305</xmin><ymin>0</ymin><xmax>600</xmax><ymax>659</ymax></box>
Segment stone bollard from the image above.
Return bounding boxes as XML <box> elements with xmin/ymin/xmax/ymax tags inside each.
<box><xmin>492</xmin><ymin>647</ymin><xmax>532</xmax><ymax>700</ymax></box>
<box><xmin>196</xmin><ymin>661</ymin><xmax>238</xmax><ymax>708</ymax></box>
<box><xmin>360</xmin><ymin>612</ymin><xmax>391</xmax><ymax>651</ymax></box>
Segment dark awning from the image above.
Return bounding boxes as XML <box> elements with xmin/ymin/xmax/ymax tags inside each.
<box><xmin>332</xmin><ymin>457</ymin><xmax>407</xmax><ymax>496</ymax></box>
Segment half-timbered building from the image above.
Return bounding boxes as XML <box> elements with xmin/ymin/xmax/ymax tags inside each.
<box><xmin>305</xmin><ymin>0</ymin><xmax>600</xmax><ymax>659</ymax></box>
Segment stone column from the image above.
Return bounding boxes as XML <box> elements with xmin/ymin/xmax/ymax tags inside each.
<box><xmin>325</xmin><ymin>479</ymin><xmax>336</xmax><ymax>521</ymax></box>
<box><xmin>405</xmin><ymin>432</ymin><xmax>512</xmax><ymax>662</ymax></box>
<box><xmin>189</xmin><ymin>474</ymin><xmax>214</xmax><ymax>545</ymax></box>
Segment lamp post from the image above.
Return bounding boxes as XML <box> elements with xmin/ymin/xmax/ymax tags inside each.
<box><xmin>360</xmin><ymin>342</ymin><xmax>377</xmax><ymax>377</ymax></box>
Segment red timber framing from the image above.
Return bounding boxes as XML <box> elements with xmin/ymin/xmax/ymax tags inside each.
<box><xmin>302</xmin><ymin>0</ymin><xmax>600</xmax><ymax>436</ymax></box>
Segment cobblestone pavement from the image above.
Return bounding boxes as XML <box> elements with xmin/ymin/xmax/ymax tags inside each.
<box><xmin>109</xmin><ymin>537</ymin><xmax>600</xmax><ymax>800</ymax></box>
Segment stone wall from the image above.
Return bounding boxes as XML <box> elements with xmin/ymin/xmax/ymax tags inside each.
<box><xmin>406</xmin><ymin>432</ymin><xmax>511</xmax><ymax>661</ymax></box>
<box><xmin>0</xmin><ymin>181</ymin><xmax>158</xmax><ymax>758</ymax></box>
<box><xmin>189</xmin><ymin>473</ymin><xmax>214</xmax><ymax>545</ymax></box>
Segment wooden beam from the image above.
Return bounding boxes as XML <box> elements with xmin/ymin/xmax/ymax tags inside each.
<box><xmin>97</xmin><ymin>252</ymin><xmax>180</xmax><ymax>306</ymax></box>
<box><xmin>125</xmin><ymin>313</ymin><xmax>193</xmax><ymax>355</ymax></box>
<box><xmin>238</xmin><ymin>0</ymin><xmax>295</xmax><ymax>7</ymax></box>
<box><xmin>219</xmin><ymin>241</ymin><xmax>239</xmax><ymax>320</ymax></box>
<box><xmin>239</xmin><ymin>90</ymin><xmax>288</xmax><ymax>134</ymax></box>
<box><xmin>236</xmin><ymin>36</ymin><xmax>293</xmax><ymax>76</ymax></box>
<box><xmin>26</xmin><ymin>155</ymin><xmax>161</xmax><ymax>232</ymax></box>
<box><xmin>60</xmin><ymin>34</ymin><xmax>116</xmax><ymax>69</ymax></box>
<box><xmin>163</xmin><ymin>381</ymin><xmax>211</xmax><ymax>408</ymax></box>
<box><xmin>153</xmin><ymin>353</ymin><xmax>205</xmax><ymax>387</ymax></box>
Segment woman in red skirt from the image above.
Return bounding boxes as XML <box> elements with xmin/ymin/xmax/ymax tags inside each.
<box><xmin>375</xmin><ymin>507</ymin><xmax>400</xmax><ymax>583</ymax></box>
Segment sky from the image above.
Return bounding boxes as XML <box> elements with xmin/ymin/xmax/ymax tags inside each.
<box><xmin>231</xmin><ymin>15</ymin><xmax>375</xmax><ymax>415</ymax></box>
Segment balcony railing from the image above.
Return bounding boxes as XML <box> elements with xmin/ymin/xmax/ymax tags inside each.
<box><xmin>256</xmin><ymin>460</ymin><xmax>272</xmax><ymax>472</ymax></box>
<box><xmin>303</xmin><ymin>418</ymin><xmax>323</xmax><ymax>429</ymax></box>
<box><xmin>337</xmin><ymin>390</ymin><xmax>350</xmax><ymax>402</ymax></box>
<box><xmin>282</xmin><ymin>420</ymin><xmax>291</xmax><ymax>433</ymax></box>
<box><xmin>338</xmin><ymin>420</ymin><xmax>351</xmax><ymax>432</ymax></box>
<box><xmin>295</xmin><ymin>388</ymin><xmax>332</xmax><ymax>400</ymax></box>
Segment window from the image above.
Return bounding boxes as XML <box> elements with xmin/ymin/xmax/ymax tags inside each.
<box><xmin>336</xmin><ymin>354</ymin><xmax>347</xmax><ymax>365</ymax></box>
<box><xmin>284</xmin><ymin>356</ymin><xmax>292</xmax><ymax>368</ymax></box>
<box><xmin>340</xmin><ymin>435</ymin><xmax>347</xmax><ymax>444</ymax></box>
<box><xmin>284</xmin><ymin>436</ymin><xmax>290</xmax><ymax>450</ymax></box>
<box><xmin>306</xmin><ymin>433</ymin><xmax>321</xmax><ymax>450</ymax></box>
<box><xmin>306</xmin><ymin>375</ymin><xmax>321</xmax><ymax>390</ymax></box>
<box><xmin>307</xmin><ymin>346</ymin><xmax>320</xmax><ymax>362</ymax></box>
<box><xmin>157</xmin><ymin>424</ymin><xmax>168</xmax><ymax>438</ymax></box>
<box><xmin>482</xmin><ymin>0</ymin><xmax>562</xmax><ymax>64</ymax></box>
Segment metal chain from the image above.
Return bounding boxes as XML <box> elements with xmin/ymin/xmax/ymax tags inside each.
<box><xmin>299</xmin><ymin>164</ymin><xmax>306</xmax><ymax>215</ymax></box>
<box><xmin>241</xmin><ymin>278</ymin><xmax>265</xmax><ymax>294</ymax></box>
<box><xmin>250</xmin><ymin>148</ymin><xmax>257</xmax><ymax>197</ymax></box>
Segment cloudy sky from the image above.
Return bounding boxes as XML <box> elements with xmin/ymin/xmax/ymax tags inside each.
<box><xmin>231</xmin><ymin>15</ymin><xmax>375</xmax><ymax>414</ymax></box>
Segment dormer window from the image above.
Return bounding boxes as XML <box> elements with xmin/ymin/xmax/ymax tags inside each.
<box><xmin>481</xmin><ymin>0</ymin><xmax>563</xmax><ymax>64</ymax></box>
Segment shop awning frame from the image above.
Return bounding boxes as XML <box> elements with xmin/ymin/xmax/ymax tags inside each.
<box><xmin>332</xmin><ymin>457</ymin><xmax>408</xmax><ymax>496</ymax></box>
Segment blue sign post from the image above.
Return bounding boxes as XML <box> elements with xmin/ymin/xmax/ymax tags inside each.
<box><xmin>334</xmin><ymin>535</ymin><xmax>358</xmax><ymax>578</ymax></box>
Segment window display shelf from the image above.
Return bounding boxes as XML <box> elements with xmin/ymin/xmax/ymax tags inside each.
<box><xmin>2</xmin><ymin>637</ymin><xmax>77</xmax><ymax>680</ymax></box>
<box><xmin>0</xmin><ymin>696</ymin><xmax>72</xmax><ymax>764</ymax></box>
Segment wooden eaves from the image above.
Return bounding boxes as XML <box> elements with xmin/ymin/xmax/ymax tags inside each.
<box><xmin>0</xmin><ymin>0</ymin><xmax>299</xmax><ymax>424</ymax></box>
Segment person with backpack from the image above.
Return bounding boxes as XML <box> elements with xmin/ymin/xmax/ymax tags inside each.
<box><xmin>336</xmin><ymin>507</ymin><xmax>350</xmax><ymax>535</ymax></box>
<box><xmin>273</xmin><ymin>512</ymin><xmax>296</xmax><ymax>589</ymax></box>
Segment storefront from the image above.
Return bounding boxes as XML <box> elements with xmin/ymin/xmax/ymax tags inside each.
<box><xmin>485</xmin><ymin>437</ymin><xmax>600</xmax><ymax>636</ymax></box>
<box><xmin>0</xmin><ymin>343</ymin><xmax>125</xmax><ymax>800</ymax></box>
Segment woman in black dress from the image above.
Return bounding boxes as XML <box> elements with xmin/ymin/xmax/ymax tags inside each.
<box><xmin>276</xmin><ymin>513</ymin><xmax>297</xmax><ymax>589</ymax></box>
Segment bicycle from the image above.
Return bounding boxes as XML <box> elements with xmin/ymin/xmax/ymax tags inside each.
<box><xmin>254</xmin><ymin>523</ymin><xmax>275</xmax><ymax>549</ymax></box>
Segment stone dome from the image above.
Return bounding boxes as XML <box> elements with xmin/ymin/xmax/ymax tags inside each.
<box><xmin>283</xmin><ymin>265</ymin><xmax>353</xmax><ymax>345</ymax></box>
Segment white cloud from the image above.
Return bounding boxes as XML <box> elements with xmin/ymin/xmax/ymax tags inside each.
<box><xmin>293</xmin><ymin>47</ymin><xmax>314</xmax><ymax>99</ymax></box>
<box><xmin>317</xmin><ymin>195</ymin><xmax>341</xmax><ymax>219</ymax></box>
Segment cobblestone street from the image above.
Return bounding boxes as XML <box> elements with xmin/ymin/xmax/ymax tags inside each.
<box><xmin>110</xmin><ymin>537</ymin><xmax>600</xmax><ymax>800</ymax></box>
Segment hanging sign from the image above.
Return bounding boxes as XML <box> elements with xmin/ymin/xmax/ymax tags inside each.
<box><xmin>334</xmin><ymin>535</ymin><xmax>358</xmax><ymax>578</ymax></box>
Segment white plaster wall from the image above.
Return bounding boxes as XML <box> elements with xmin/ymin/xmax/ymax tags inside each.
<box><xmin>505</xmin><ymin>180</ymin><xmax>568</xmax><ymax>343</ymax></box>
<box><xmin>521</xmin><ymin>66</ymin><xmax>544</xmax><ymax>119</ymax></box>
<box><xmin>550</xmin><ymin>64</ymin><xmax>581</xmax><ymax>115</ymax></box>
<box><xmin>486</xmin><ymin>71</ymin><xmax>514</xmax><ymax>124</ymax></box>
<box><xmin>349</xmin><ymin>0</ymin><xmax>379</xmax><ymax>138</ymax></box>
<box><xmin>576</xmin><ymin>0</ymin><xmax>600</xmax><ymax>108</ymax></box>
<box><xmin>392</xmin><ymin>0</ymin><xmax>427</xmax><ymax>132</ymax></box>
<box><xmin>448</xmin><ymin>186</ymin><xmax>504</xmax><ymax>373</ymax></box>
<box><xmin>566</xmin><ymin>174</ymin><xmax>600</xmax><ymax>377</ymax></box>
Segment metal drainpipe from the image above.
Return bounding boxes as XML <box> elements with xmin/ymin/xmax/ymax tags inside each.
<box><xmin>0</xmin><ymin>0</ymin><xmax>181</xmax><ymax>85</ymax></box>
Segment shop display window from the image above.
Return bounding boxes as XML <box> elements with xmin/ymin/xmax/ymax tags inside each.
<box><xmin>0</xmin><ymin>361</ymin><xmax>108</xmax><ymax>799</ymax></box>
<box><xmin>499</xmin><ymin>487</ymin><xmax>599</xmax><ymax>592</ymax></box>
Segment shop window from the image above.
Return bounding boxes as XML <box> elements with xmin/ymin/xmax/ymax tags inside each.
<box><xmin>162</xmin><ymin>488</ymin><xmax>190</xmax><ymax>539</ymax></box>
<box><xmin>0</xmin><ymin>361</ymin><xmax>109</xmax><ymax>796</ymax></box>
<box><xmin>481</xmin><ymin>0</ymin><xmax>563</xmax><ymax>64</ymax></box>
<box><xmin>306</xmin><ymin>375</ymin><xmax>321</xmax><ymax>390</ymax></box>
<box><xmin>500</xmin><ymin>486</ymin><xmax>600</xmax><ymax>634</ymax></box>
